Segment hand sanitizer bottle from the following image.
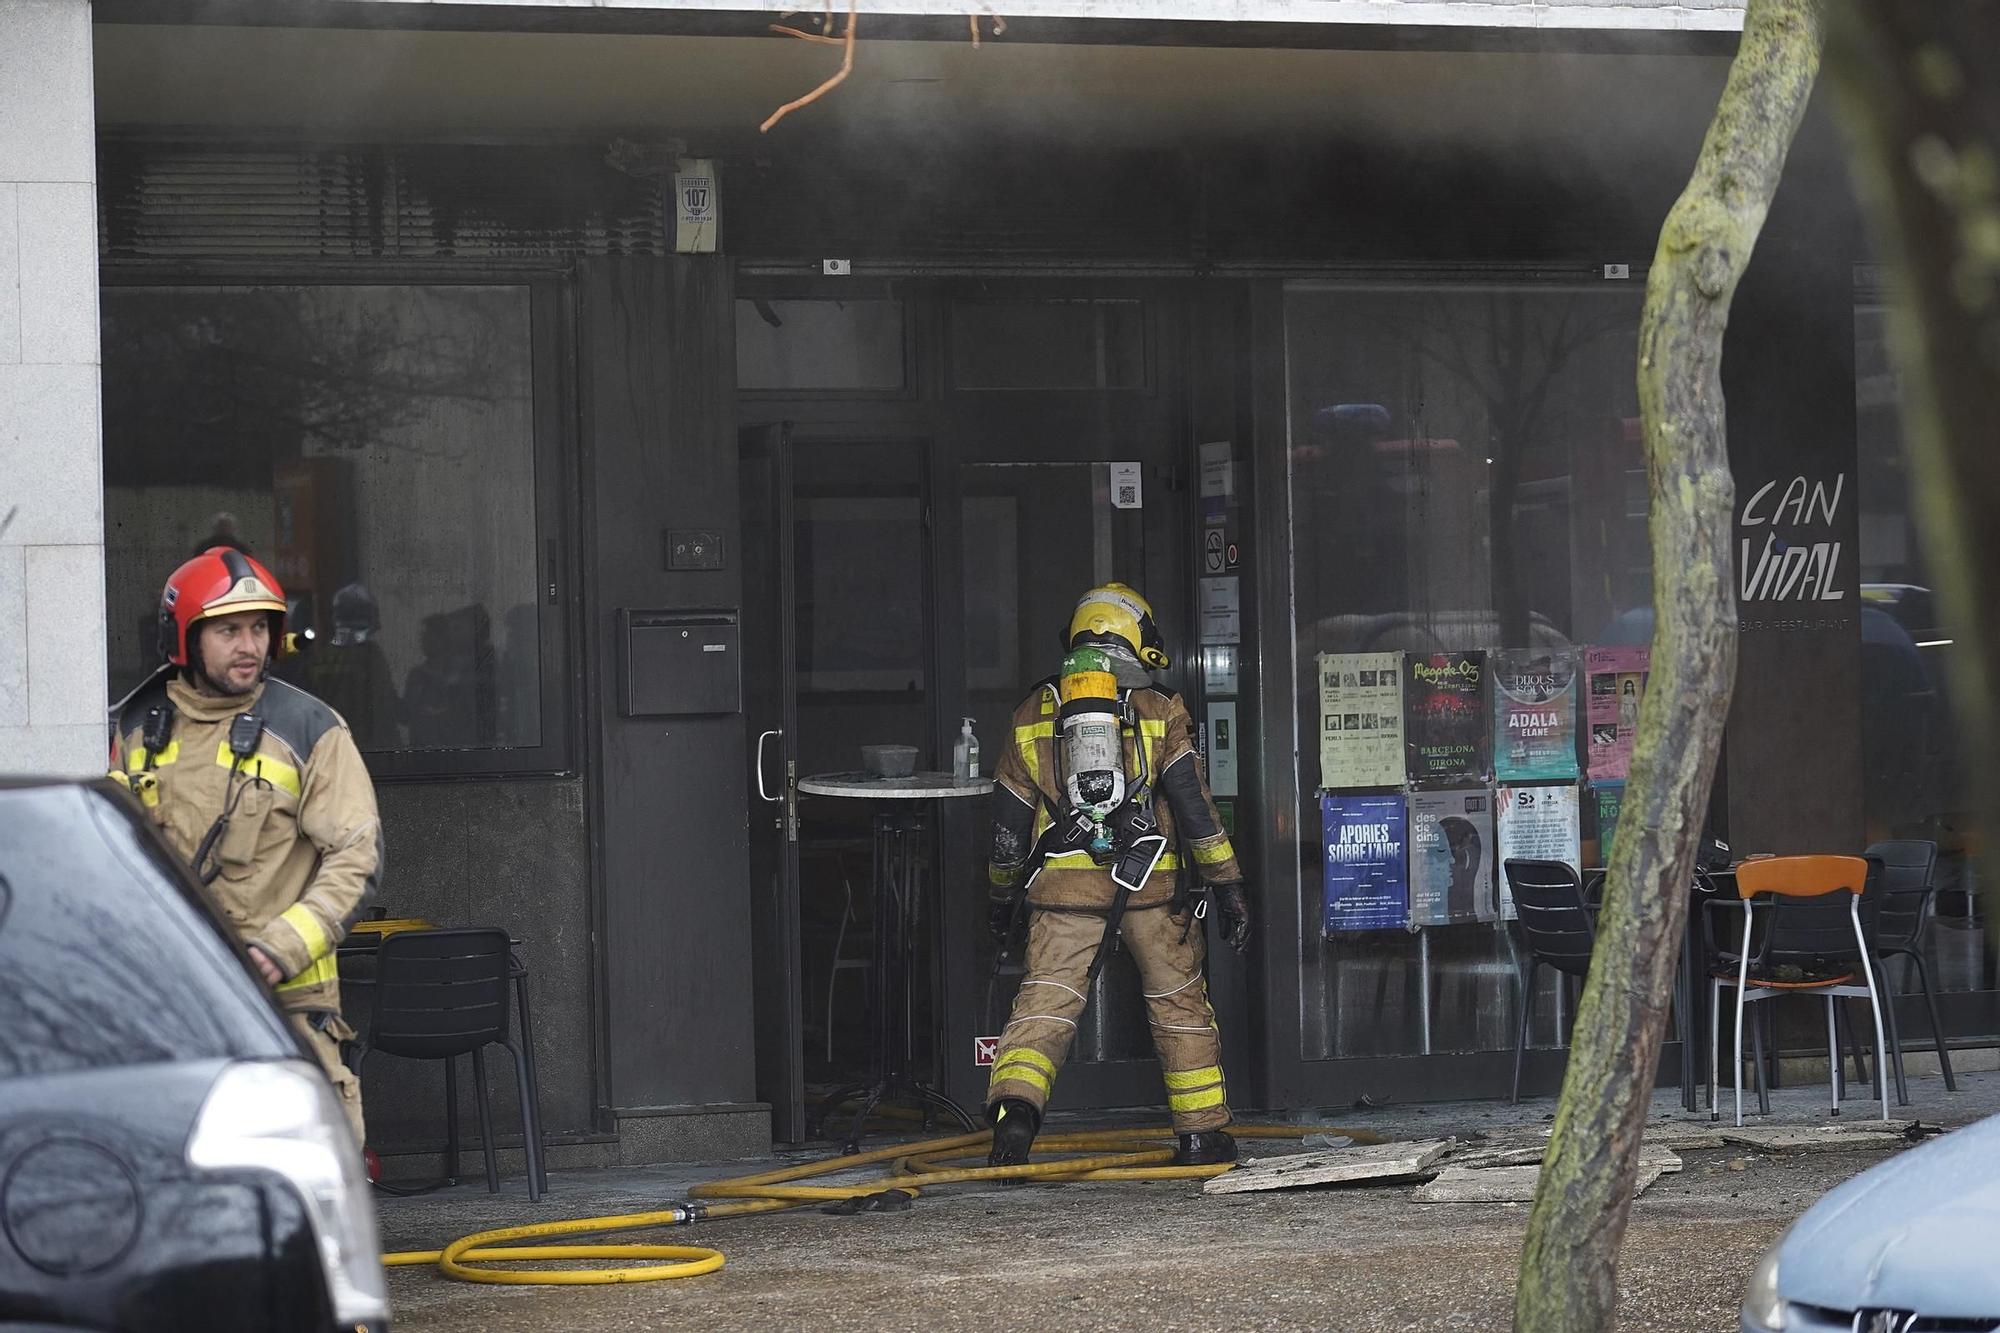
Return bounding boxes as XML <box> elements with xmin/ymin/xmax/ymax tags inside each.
<box><xmin>956</xmin><ymin>717</ymin><xmax>981</xmax><ymax>780</ymax></box>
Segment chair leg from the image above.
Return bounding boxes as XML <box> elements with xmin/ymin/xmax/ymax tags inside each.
<box><xmin>1734</xmin><ymin>982</ymin><xmax>1748</xmax><ymax>1128</ymax></box>
<box><xmin>1832</xmin><ymin>1003</ymin><xmax>1848</xmax><ymax>1101</ymax></box>
<box><xmin>1856</xmin><ymin>940</ymin><xmax>1892</xmax><ymax>1123</ymax></box>
<box><xmin>470</xmin><ymin>1047</ymin><xmax>500</xmax><ymax>1195</ymax></box>
<box><xmin>828</xmin><ymin>910</ymin><xmax>849</xmax><ymax>1066</ymax></box>
<box><xmin>1843</xmin><ymin>998</ymin><xmax>1875</xmax><ymax>1097</ymax></box>
<box><xmin>1750</xmin><ymin>1001</ymin><xmax>1771</xmax><ymax>1118</ymax></box>
<box><xmin>1857</xmin><ymin>999</ymin><xmax>1884</xmax><ymax>1106</ymax></box>
<box><xmin>1511</xmin><ymin>959</ymin><xmax>1536</xmax><ymax>1106</ymax></box>
<box><xmin>512</xmin><ymin>972</ymin><xmax>550</xmax><ymax>1195</ymax></box>
<box><xmin>1877</xmin><ymin>979</ymin><xmax>1910</xmax><ymax>1107</ymax></box>
<box><xmin>503</xmin><ymin>1042</ymin><xmax>544</xmax><ymax>1204</ymax></box>
<box><xmin>1709</xmin><ymin>978</ymin><xmax>1721</xmax><ymax>1121</ymax></box>
<box><xmin>443</xmin><ymin>1055</ymin><xmax>461</xmax><ymax>1185</ymax></box>
<box><xmin>1825</xmin><ymin>994</ymin><xmax>1840</xmax><ymax>1117</ymax></box>
<box><xmin>1909</xmin><ymin>951</ymin><xmax>1958</xmax><ymax>1091</ymax></box>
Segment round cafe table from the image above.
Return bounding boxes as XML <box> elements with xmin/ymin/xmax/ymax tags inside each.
<box><xmin>798</xmin><ymin>771</ymin><xmax>991</xmax><ymax>1152</ymax></box>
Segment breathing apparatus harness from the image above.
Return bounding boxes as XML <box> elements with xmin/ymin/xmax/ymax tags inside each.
<box><xmin>1011</xmin><ymin>648</ymin><xmax>1179</xmax><ymax>989</ymax></box>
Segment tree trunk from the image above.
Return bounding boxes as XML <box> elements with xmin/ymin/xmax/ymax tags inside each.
<box><xmin>1513</xmin><ymin>3</ymin><xmax>1825</xmax><ymax>1329</ymax></box>
<box><xmin>1823</xmin><ymin>3</ymin><xmax>2000</xmax><ymax>930</ymax></box>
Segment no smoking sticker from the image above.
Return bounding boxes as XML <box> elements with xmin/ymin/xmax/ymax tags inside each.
<box><xmin>1203</xmin><ymin>528</ymin><xmax>1225</xmax><ymax>574</ymax></box>
<box><xmin>974</xmin><ymin>1036</ymin><xmax>999</xmax><ymax>1066</ymax></box>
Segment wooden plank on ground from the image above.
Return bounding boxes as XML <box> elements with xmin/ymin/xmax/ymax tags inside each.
<box><xmin>1204</xmin><ymin>1139</ymin><xmax>1454</xmax><ymax>1195</ymax></box>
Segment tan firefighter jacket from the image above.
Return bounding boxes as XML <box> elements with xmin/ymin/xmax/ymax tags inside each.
<box><xmin>110</xmin><ymin>673</ymin><xmax>381</xmax><ymax>1015</ymax></box>
<box><xmin>987</xmin><ymin>683</ymin><xmax>1242</xmax><ymax>911</ymax></box>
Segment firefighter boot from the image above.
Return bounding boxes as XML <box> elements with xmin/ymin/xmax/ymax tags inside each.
<box><xmin>1174</xmin><ymin>1130</ymin><xmax>1238</xmax><ymax>1166</ymax></box>
<box><xmin>988</xmin><ymin>1098</ymin><xmax>1041</xmax><ymax>1168</ymax></box>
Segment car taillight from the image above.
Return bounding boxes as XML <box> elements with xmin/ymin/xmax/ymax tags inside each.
<box><xmin>188</xmin><ymin>1061</ymin><xmax>389</xmax><ymax>1329</ymax></box>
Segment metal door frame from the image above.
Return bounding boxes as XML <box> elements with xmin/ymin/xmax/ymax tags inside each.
<box><xmin>741</xmin><ymin>421</ymin><xmax>806</xmax><ymax>1141</ymax></box>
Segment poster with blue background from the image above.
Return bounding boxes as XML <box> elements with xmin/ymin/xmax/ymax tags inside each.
<box><xmin>1321</xmin><ymin>793</ymin><xmax>1409</xmax><ymax>934</ymax></box>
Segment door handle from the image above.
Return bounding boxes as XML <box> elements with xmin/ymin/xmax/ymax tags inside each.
<box><xmin>756</xmin><ymin>729</ymin><xmax>784</xmax><ymax>802</ymax></box>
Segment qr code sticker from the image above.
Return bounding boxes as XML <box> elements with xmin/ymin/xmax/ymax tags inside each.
<box><xmin>1117</xmin><ymin>485</ymin><xmax>1138</xmax><ymax>506</ymax></box>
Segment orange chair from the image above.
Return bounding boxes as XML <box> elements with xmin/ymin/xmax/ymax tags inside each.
<box><xmin>1711</xmin><ymin>855</ymin><xmax>1890</xmax><ymax>1127</ymax></box>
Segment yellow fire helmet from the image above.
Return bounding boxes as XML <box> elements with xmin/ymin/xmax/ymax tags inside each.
<box><xmin>1066</xmin><ymin>582</ymin><xmax>1171</xmax><ymax>671</ymax></box>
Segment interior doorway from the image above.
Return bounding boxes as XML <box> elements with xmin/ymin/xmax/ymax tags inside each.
<box><xmin>741</xmin><ymin>279</ymin><xmax>1195</xmax><ymax>1141</ymax></box>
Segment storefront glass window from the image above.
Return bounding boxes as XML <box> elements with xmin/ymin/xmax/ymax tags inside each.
<box><xmin>101</xmin><ymin>283</ymin><xmax>559</xmax><ymax>774</ymax></box>
<box><xmin>1855</xmin><ymin>303</ymin><xmax>1994</xmax><ymax>997</ymax></box>
<box><xmin>736</xmin><ymin>298</ymin><xmax>906</xmax><ymax>392</ymax></box>
<box><xmin>949</xmin><ymin>299</ymin><xmax>1147</xmax><ymax>390</ymax></box>
<box><xmin>1284</xmin><ymin>282</ymin><xmax>1650</xmax><ymax>1061</ymax></box>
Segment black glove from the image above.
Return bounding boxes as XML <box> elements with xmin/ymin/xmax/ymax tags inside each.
<box><xmin>989</xmin><ymin>897</ymin><xmax>1020</xmax><ymax>945</ymax></box>
<box><xmin>1215</xmin><ymin>884</ymin><xmax>1251</xmax><ymax>954</ymax></box>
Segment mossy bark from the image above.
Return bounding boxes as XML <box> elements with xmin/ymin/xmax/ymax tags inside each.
<box><xmin>1513</xmin><ymin>3</ymin><xmax>1825</xmax><ymax>1329</ymax></box>
<box><xmin>1824</xmin><ymin>3</ymin><xmax>2000</xmax><ymax>931</ymax></box>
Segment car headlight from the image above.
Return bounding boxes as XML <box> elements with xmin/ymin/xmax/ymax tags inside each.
<box><xmin>1741</xmin><ymin>1240</ymin><xmax>1786</xmax><ymax>1331</ymax></box>
<box><xmin>188</xmin><ymin>1060</ymin><xmax>389</xmax><ymax>1329</ymax></box>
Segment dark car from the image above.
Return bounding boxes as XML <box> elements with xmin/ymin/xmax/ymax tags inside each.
<box><xmin>0</xmin><ymin>780</ymin><xmax>388</xmax><ymax>1333</ymax></box>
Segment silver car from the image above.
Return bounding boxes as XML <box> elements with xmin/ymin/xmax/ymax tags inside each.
<box><xmin>1741</xmin><ymin>1113</ymin><xmax>2000</xmax><ymax>1332</ymax></box>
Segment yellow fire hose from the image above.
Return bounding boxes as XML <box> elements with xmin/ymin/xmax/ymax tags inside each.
<box><xmin>382</xmin><ymin>1122</ymin><xmax>1383</xmax><ymax>1286</ymax></box>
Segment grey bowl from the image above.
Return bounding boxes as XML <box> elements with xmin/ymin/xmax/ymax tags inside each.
<box><xmin>861</xmin><ymin>744</ymin><xmax>919</xmax><ymax>779</ymax></box>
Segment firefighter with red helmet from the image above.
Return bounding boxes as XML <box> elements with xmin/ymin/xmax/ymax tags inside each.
<box><xmin>110</xmin><ymin>547</ymin><xmax>379</xmax><ymax>1144</ymax></box>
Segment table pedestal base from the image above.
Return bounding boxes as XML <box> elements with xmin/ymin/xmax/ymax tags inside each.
<box><xmin>814</xmin><ymin>807</ymin><xmax>977</xmax><ymax>1153</ymax></box>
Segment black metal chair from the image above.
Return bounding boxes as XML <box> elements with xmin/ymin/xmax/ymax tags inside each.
<box><xmin>1506</xmin><ymin>859</ymin><xmax>1598</xmax><ymax>1105</ymax></box>
<box><xmin>351</xmin><ymin>928</ymin><xmax>545</xmax><ymax>1201</ymax></box>
<box><xmin>1864</xmin><ymin>839</ymin><xmax>1957</xmax><ymax>1096</ymax></box>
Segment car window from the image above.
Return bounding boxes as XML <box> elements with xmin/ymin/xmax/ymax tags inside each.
<box><xmin>0</xmin><ymin>786</ymin><xmax>290</xmax><ymax>1078</ymax></box>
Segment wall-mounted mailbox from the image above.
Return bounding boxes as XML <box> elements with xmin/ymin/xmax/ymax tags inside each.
<box><xmin>620</xmin><ymin>610</ymin><xmax>741</xmax><ymax>717</ymax></box>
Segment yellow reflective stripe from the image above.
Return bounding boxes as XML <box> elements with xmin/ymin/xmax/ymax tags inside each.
<box><xmin>216</xmin><ymin>741</ymin><xmax>302</xmax><ymax>798</ymax></box>
<box><xmin>274</xmin><ymin>952</ymin><xmax>338</xmax><ymax>993</ymax></box>
<box><xmin>126</xmin><ymin>740</ymin><xmax>180</xmax><ymax>770</ymax></box>
<box><xmin>994</xmin><ymin>1047</ymin><xmax>1057</xmax><ymax>1079</ymax></box>
<box><xmin>1167</xmin><ymin>1085</ymin><xmax>1227</xmax><ymax>1113</ymax></box>
<box><xmin>989</xmin><ymin>1060</ymin><xmax>1051</xmax><ymax>1097</ymax></box>
<box><xmin>1163</xmin><ymin>1065</ymin><xmax>1223</xmax><ymax>1091</ymax></box>
<box><xmin>1044</xmin><ymin>851</ymin><xmax>1182</xmax><ymax>870</ymax></box>
<box><xmin>989</xmin><ymin>864</ymin><xmax>1023</xmax><ymax>888</ymax></box>
<box><xmin>1191</xmin><ymin>839</ymin><xmax>1237</xmax><ymax>867</ymax></box>
<box><xmin>278</xmin><ymin>904</ymin><xmax>332</xmax><ymax>961</ymax></box>
<box><xmin>1016</xmin><ymin>722</ymin><xmax>1051</xmax><ymax>789</ymax></box>
<box><xmin>1139</xmin><ymin>719</ymin><xmax>1168</xmax><ymax>740</ymax></box>
<box><xmin>1040</xmin><ymin>693</ymin><xmax>1056</xmax><ymax>716</ymax></box>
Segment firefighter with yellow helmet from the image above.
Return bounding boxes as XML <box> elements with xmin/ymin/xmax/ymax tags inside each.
<box><xmin>984</xmin><ymin>582</ymin><xmax>1249</xmax><ymax>1167</ymax></box>
<box><xmin>109</xmin><ymin>548</ymin><xmax>380</xmax><ymax>1145</ymax></box>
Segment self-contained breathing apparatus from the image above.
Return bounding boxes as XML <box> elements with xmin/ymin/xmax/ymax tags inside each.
<box><xmin>991</xmin><ymin>647</ymin><xmax>1186</xmax><ymax>988</ymax></box>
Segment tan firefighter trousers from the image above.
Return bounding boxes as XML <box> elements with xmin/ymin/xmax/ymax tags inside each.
<box><xmin>987</xmin><ymin>903</ymin><xmax>1230</xmax><ymax>1133</ymax></box>
<box><xmin>290</xmin><ymin>1012</ymin><xmax>366</xmax><ymax>1147</ymax></box>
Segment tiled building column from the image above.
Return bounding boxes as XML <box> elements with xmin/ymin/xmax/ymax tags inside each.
<box><xmin>0</xmin><ymin>0</ymin><xmax>104</xmax><ymax>775</ymax></box>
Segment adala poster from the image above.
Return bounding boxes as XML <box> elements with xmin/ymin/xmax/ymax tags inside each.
<box><xmin>1321</xmin><ymin>793</ymin><xmax>1409</xmax><ymax>934</ymax></box>
<box><xmin>1316</xmin><ymin>652</ymin><xmax>1405</xmax><ymax>790</ymax></box>
<box><xmin>1404</xmin><ymin>651</ymin><xmax>1491</xmax><ymax>788</ymax></box>
<box><xmin>1585</xmin><ymin>645</ymin><xmax>1651</xmax><ymax>782</ymax></box>
<box><xmin>1408</xmin><ymin>789</ymin><xmax>1496</xmax><ymax>926</ymax></box>
<box><xmin>1491</xmin><ymin>649</ymin><xmax>1580</xmax><ymax>783</ymax></box>
<box><xmin>1496</xmin><ymin>784</ymin><xmax>1582</xmax><ymax>921</ymax></box>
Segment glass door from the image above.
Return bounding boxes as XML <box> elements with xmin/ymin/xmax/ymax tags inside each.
<box><xmin>741</xmin><ymin>422</ymin><xmax>806</xmax><ymax>1142</ymax></box>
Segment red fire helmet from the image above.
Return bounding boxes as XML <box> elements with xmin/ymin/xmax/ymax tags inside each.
<box><xmin>158</xmin><ymin>547</ymin><xmax>289</xmax><ymax>667</ymax></box>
